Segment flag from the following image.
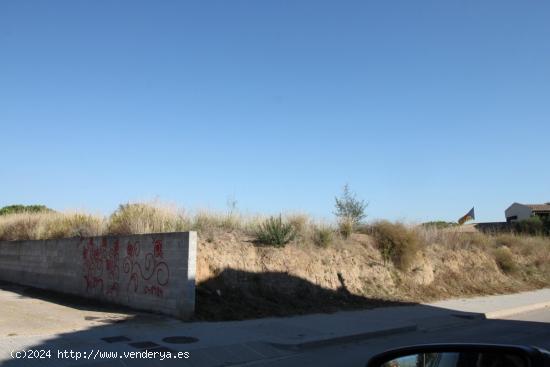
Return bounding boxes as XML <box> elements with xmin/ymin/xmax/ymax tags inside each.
<box><xmin>458</xmin><ymin>207</ymin><xmax>475</xmax><ymax>225</ymax></box>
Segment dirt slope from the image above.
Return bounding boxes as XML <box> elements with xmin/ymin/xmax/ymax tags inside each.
<box><xmin>195</xmin><ymin>231</ymin><xmax>549</xmax><ymax>320</ymax></box>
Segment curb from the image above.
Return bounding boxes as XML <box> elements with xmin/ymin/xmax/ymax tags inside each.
<box><xmin>270</xmin><ymin>324</ymin><xmax>417</xmax><ymax>351</ymax></box>
<box><xmin>266</xmin><ymin>299</ymin><xmax>550</xmax><ymax>351</ymax></box>
<box><xmin>484</xmin><ymin>301</ymin><xmax>550</xmax><ymax>319</ymax></box>
<box><xmin>417</xmin><ymin>313</ymin><xmax>485</xmax><ymax>332</ymax></box>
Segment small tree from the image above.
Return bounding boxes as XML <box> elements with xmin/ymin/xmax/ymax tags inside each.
<box><xmin>334</xmin><ymin>184</ymin><xmax>367</xmax><ymax>236</ymax></box>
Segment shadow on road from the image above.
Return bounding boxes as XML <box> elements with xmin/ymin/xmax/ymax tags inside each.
<box><xmin>0</xmin><ymin>269</ymin><xmax>549</xmax><ymax>367</ymax></box>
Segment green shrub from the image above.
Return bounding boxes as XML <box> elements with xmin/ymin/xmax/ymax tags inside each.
<box><xmin>493</xmin><ymin>246</ymin><xmax>517</xmax><ymax>274</ymax></box>
<box><xmin>313</xmin><ymin>225</ymin><xmax>334</xmax><ymax>248</ymax></box>
<box><xmin>334</xmin><ymin>184</ymin><xmax>367</xmax><ymax>234</ymax></box>
<box><xmin>0</xmin><ymin>205</ymin><xmax>53</xmax><ymax>216</ymax></box>
<box><xmin>371</xmin><ymin>221</ymin><xmax>420</xmax><ymax>271</ymax></box>
<box><xmin>543</xmin><ymin>217</ymin><xmax>550</xmax><ymax>236</ymax></box>
<box><xmin>255</xmin><ymin>215</ymin><xmax>296</xmax><ymax>247</ymax></box>
<box><xmin>514</xmin><ymin>217</ymin><xmax>544</xmax><ymax>236</ymax></box>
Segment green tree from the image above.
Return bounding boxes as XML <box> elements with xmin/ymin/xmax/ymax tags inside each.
<box><xmin>0</xmin><ymin>205</ymin><xmax>53</xmax><ymax>216</ymax></box>
<box><xmin>334</xmin><ymin>184</ymin><xmax>367</xmax><ymax>234</ymax></box>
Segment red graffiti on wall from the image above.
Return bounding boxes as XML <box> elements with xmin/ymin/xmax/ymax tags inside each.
<box><xmin>154</xmin><ymin>239</ymin><xmax>163</xmax><ymax>258</ymax></box>
<box><xmin>82</xmin><ymin>237</ymin><xmax>169</xmax><ymax>299</ymax></box>
<box><xmin>144</xmin><ymin>285</ymin><xmax>164</xmax><ymax>297</ymax></box>
<box><xmin>123</xmin><ymin>239</ymin><xmax>170</xmax><ymax>298</ymax></box>
<box><xmin>82</xmin><ymin>238</ymin><xmax>120</xmax><ymax>297</ymax></box>
<box><xmin>83</xmin><ymin>275</ymin><xmax>103</xmax><ymax>292</ymax></box>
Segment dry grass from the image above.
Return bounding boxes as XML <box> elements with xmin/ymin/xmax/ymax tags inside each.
<box><xmin>493</xmin><ymin>246</ymin><xmax>517</xmax><ymax>274</ymax></box>
<box><xmin>43</xmin><ymin>213</ymin><xmax>105</xmax><ymax>239</ymax></box>
<box><xmin>107</xmin><ymin>202</ymin><xmax>190</xmax><ymax>235</ymax></box>
<box><xmin>286</xmin><ymin>213</ymin><xmax>310</xmax><ymax>239</ymax></box>
<box><xmin>0</xmin><ymin>212</ymin><xmax>45</xmax><ymax>241</ymax></box>
<box><xmin>312</xmin><ymin>224</ymin><xmax>335</xmax><ymax>248</ymax></box>
<box><xmin>338</xmin><ymin>218</ymin><xmax>354</xmax><ymax>239</ymax></box>
<box><xmin>0</xmin><ymin>212</ymin><xmax>105</xmax><ymax>241</ymax></box>
<box><xmin>416</xmin><ymin>225</ymin><xmax>492</xmax><ymax>250</ymax></box>
<box><xmin>0</xmin><ymin>202</ymin><xmax>305</xmax><ymax>241</ymax></box>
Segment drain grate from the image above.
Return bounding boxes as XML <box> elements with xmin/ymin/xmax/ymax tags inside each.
<box><xmin>162</xmin><ymin>336</ymin><xmax>199</xmax><ymax>344</ymax></box>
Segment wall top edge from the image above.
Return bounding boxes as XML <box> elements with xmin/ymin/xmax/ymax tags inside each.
<box><xmin>0</xmin><ymin>231</ymin><xmax>197</xmax><ymax>245</ymax></box>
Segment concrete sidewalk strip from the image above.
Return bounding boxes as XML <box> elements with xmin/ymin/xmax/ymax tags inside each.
<box><xmin>430</xmin><ymin>288</ymin><xmax>550</xmax><ymax>319</ymax></box>
<box><xmin>484</xmin><ymin>300</ymin><xmax>550</xmax><ymax>319</ymax></box>
<box><xmin>272</xmin><ymin>324</ymin><xmax>418</xmax><ymax>350</ymax></box>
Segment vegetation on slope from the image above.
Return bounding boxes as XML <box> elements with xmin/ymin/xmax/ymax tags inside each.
<box><xmin>1</xmin><ymin>201</ymin><xmax>549</xmax><ymax>320</ymax></box>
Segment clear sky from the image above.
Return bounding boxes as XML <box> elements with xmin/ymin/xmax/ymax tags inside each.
<box><xmin>1</xmin><ymin>1</ymin><xmax>549</xmax><ymax>223</ymax></box>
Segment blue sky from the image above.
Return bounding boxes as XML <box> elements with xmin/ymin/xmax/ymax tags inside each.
<box><xmin>1</xmin><ymin>1</ymin><xmax>549</xmax><ymax>222</ymax></box>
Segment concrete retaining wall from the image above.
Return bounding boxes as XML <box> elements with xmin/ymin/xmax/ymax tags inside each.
<box><xmin>0</xmin><ymin>232</ymin><xmax>197</xmax><ymax>319</ymax></box>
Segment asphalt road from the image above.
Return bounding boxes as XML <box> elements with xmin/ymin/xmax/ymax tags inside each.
<box><xmin>251</xmin><ymin>308</ymin><xmax>550</xmax><ymax>367</ymax></box>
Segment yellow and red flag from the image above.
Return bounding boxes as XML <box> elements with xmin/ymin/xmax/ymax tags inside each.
<box><xmin>458</xmin><ymin>207</ymin><xmax>475</xmax><ymax>225</ymax></box>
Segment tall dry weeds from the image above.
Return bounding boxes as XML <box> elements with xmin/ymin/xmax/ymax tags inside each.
<box><xmin>0</xmin><ymin>211</ymin><xmax>105</xmax><ymax>241</ymax></box>
<box><xmin>0</xmin><ymin>212</ymin><xmax>45</xmax><ymax>241</ymax></box>
<box><xmin>107</xmin><ymin>202</ymin><xmax>190</xmax><ymax>235</ymax></box>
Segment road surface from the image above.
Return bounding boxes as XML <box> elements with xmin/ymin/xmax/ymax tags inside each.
<box><xmin>1</xmin><ymin>280</ymin><xmax>549</xmax><ymax>367</ymax></box>
<box><xmin>254</xmin><ymin>308</ymin><xmax>550</xmax><ymax>367</ymax></box>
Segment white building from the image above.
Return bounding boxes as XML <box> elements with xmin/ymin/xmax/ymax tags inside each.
<box><xmin>505</xmin><ymin>202</ymin><xmax>550</xmax><ymax>222</ymax></box>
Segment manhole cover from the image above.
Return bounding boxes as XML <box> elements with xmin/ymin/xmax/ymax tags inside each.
<box><xmin>162</xmin><ymin>336</ymin><xmax>199</xmax><ymax>344</ymax></box>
